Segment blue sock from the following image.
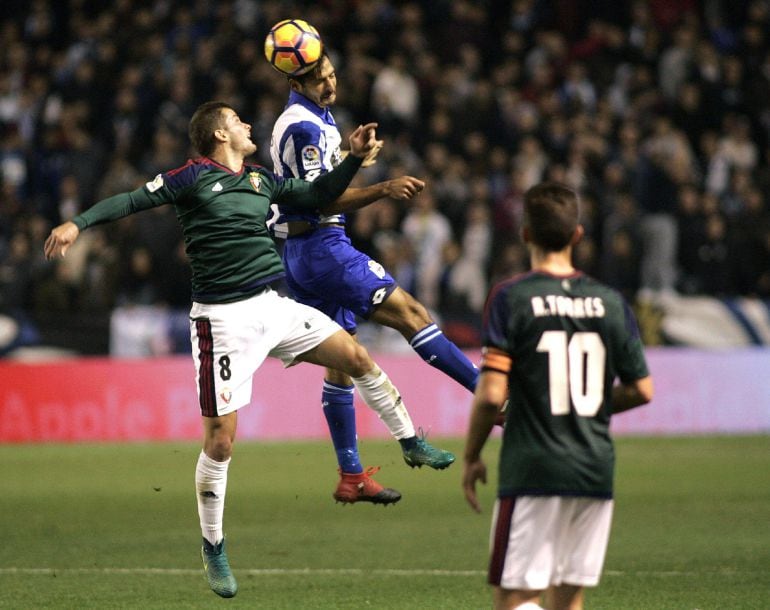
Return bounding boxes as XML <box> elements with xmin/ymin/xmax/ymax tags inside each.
<box><xmin>410</xmin><ymin>324</ymin><xmax>479</xmax><ymax>392</ymax></box>
<box><xmin>322</xmin><ymin>381</ymin><xmax>362</xmax><ymax>474</ymax></box>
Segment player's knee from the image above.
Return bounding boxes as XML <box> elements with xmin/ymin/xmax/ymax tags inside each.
<box><xmin>400</xmin><ymin>305</ymin><xmax>433</xmax><ymax>338</ymax></box>
<box><xmin>406</xmin><ymin>297</ymin><xmax>432</xmax><ymax>328</ymax></box>
<box><xmin>204</xmin><ymin>428</ymin><xmax>234</xmax><ymax>461</ymax></box>
<box><xmin>380</xmin><ymin>289</ymin><xmax>433</xmax><ymax>335</ymax></box>
<box><xmin>342</xmin><ymin>342</ymin><xmax>373</xmax><ymax>378</ymax></box>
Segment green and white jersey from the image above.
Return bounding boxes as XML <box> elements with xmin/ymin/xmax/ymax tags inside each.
<box><xmin>73</xmin><ymin>155</ymin><xmax>361</xmax><ymax>303</ymax></box>
<box><xmin>482</xmin><ymin>270</ymin><xmax>649</xmax><ymax>498</ymax></box>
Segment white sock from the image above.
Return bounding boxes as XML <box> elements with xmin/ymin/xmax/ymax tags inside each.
<box><xmin>195</xmin><ymin>450</ymin><xmax>230</xmax><ymax>545</ymax></box>
<box><xmin>352</xmin><ymin>367</ymin><xmax>415</xmax><ymax>440</ymax></box>
<box><xmin>514</xmin><ymin>603</ymin><xmax>544</xmax><ymax>610</ymax></box>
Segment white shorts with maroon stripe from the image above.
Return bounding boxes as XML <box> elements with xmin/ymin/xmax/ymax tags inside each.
<box><xmin>189</xmin><ymin>287</ymin><xmax>341</xmax><ymax>417</ymax></box>
<box><xmin>488</xmin><ymin>495</ymin><xmax>614</xmax><ymax>591</ymax></box>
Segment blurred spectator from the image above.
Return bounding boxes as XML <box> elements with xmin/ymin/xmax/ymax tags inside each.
<box><xmin>692</xmin><ymin>212</ymin><xmax>734</xmax><ymax>295</ymax></box>
<box><xmin>671</xmin><ymin>81</ymin><xmax>712</xmax><ymax>151</ymax></box>
<box><xmin>489</xmin><ymin>241</ymin><xmax>528</xmax><ymax>285</ymax></box>
<box><xmin>370</xmin><ymin>51</ymin><xmax>419</xmax><ymax>136</ymax></box>
<box><xmin>658</xmin><ymin>22</ymin><xmax>698</xmax><ymax>101</ymax></box>
<box><xmin>699</xmin><ymin>129</ymin><xmax>732</xmax><ymax>196</ymax></box>
<box><xmin>373</xmin><ymin>230</ymin><xmax>417</xmax><ymax>301</ymax></box>
<box><xmin>601</xmin><ymin>229</ymin><xmax>641</xmax><ymax>301</ymax></box>
<box><xmin>78</xmin><ymin>228</ymin><xmax>119</xmax><ymax>312</ymax></box>
<box><xmin>675</xmin><ymin>183</ymin><xmax>707</xmax><ymax>295</ymax></box>
<box><xmin>0</xmin><ymin>230</ymin><xmax>34</xmax><ymax>312</ymax></box>
<box><xmin>601</xmin><ymin>190</ymin><xmax>642</xmax><ymax>300</ymax></box>
<box><xmin>116</xmin><ymin>246</ymin><xmax>163</xmax><ymax>307</ymax></box>
<box><xmin>729</xmin><ymin>185</ymin><xmax>770</xmax><ymax>295</ymax></box>
<box><xmin>401</xmin><ymin>189</ymin><xmax>452</xmax><ymax>310</ymax></box>
<box><xmin>513</xmin><ymin>134</ymin><xmax>548</xmax><ymax>190</ymax></box>
<box><xmin>440</xmin><ymin>200</ymin><xmax>492</xmax><ymax>315</ymax></box>
<box><xmin>635</xmin><ymin>114</ymin><xmax>694</xmax><ymax>300</ymax></box>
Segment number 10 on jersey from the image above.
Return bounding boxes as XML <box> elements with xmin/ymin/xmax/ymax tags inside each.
<box><xmin>537</xmin><ymin>331</ymin><xmax>606</xmax><ymax>417</ymax></box>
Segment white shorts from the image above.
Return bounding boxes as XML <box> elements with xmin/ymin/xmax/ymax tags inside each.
<box><xmin>488</xmin><ymin>495</ymin><xmax>614</xmax><ymax>591</ymax></box>
<box><xmin>189</xmin><ymin>288</ymin><xmax>341</xmax><ymax>416</ymax></box>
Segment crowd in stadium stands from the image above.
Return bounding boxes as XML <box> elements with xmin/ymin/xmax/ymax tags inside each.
<box><xmin>1</xmin><ymin>0</ymin><xmax>769</xmax><ymax>354</ymax></box>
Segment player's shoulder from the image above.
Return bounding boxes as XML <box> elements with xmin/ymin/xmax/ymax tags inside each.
<box><xmin>275</xmin><ymin>103</ymin><xmax>320</xmax><ymax>131</ymax></box>
<box><xmin>575</xmin><ymin>273</ymin><xmax>626</xmax><ymax>303</ymax></box>
<box><xmin>244</xmin><ymin>161</ymin><xmax>267</xmax><ymax>173</ymax></box>
<box><xmin>489</xmin><ymin>270</ymin><xmax>624</xmax><ymax>302</ymax></box>
<box><xmin>156</xmin><ymin>158</ymin><xmax>215</xmax><ymax>190</ymax></box>
<box><xmin>484</xmin><ymin>271</ymin><xmax>539</xmax><ymax>314</ymax></box>
<box><xmin>489</xmin><ymin>271</ymin><xmax>544</xmax><ymax>298</ymax></box>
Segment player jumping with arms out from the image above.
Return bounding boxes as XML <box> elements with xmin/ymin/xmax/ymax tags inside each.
<box><xmin>268</xmin><ymin>49</ymin><xmax>479</xmax><ymax>489</ymax></box>
<box><xmin>462</xmin><ymin>182</ymin><xmax>654</xmax><ymax>610</ymax></box>
<box><xmin>44</xmin><ymin>102</ymin><xmax>422</xmax><ymax>599</ymax></box>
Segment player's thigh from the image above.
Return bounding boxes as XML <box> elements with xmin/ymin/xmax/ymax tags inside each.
<box><xmin>489</xmin><ymin>496</ymin><xmax>613</xmax><ymax>591</ymax></box>
<box><xmin>488</xmin><ymin>496</ymin><xmax>564</xmax><ymax>592</ymax></box>
<box><xmin>293</xmin><ymin>327</ymin><xmax>370</xmax><ymax>377</ymax></box>
<box><xmin>190</xmin><ymin>289</ymin><xmax>338</xmax><ymax>416</ymax></box>
<box><xmin>285</xmin><ymin>233</ymin><xmax>397</xmax><ymax>318</ymax></box>
<box><xmin>264</xmin><ymin>291</ymin><xmax>347</xmax><ymax>366</ymax></box>
<box><xmin>190</xmin><ymin>295</ymin><xmax>275</xmax><ymax>417</ymax></box>
<box><xmin>558</xmin><ymin>498</ymin><xmax>613</xmax><ymax>587</ymax></box>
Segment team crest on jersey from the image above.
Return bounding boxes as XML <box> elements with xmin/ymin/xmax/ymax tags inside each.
<box><xmin>301</xmin><ymin>145</ymin><xmax>322</xmax><ymax>170</ymax></box>
<box><xmin>220</xmin><ymin>388</ymin><xmax>232</xmax><ymax>404</ymax></box>
<box><xmin>248</xmin><ymin>172</ymin><xmax>262</xmax><ymax>192</ymax></box>
<box><xmin>146</xmin><ymin>174</ymin><xmax>164</xmax><ymax>192</ymax></box>
<box><xmin>368</xmin><ymin>260</ymin><xmax>386</xmax><ymax>279</ymax></box>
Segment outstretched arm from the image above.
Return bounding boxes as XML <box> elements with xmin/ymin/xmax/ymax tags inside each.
<box><xmin>322</xmin><ymin>124</ymin><xmax>425</xmax><ymax>213</ymax></box>
<box><xmin>43</xmin><ymin>188</ymin><xmax>165</xmax><ymax>260</ymax></box>
<box><xmin>322</xmin><ymin>176</ymin><xmax>426</xmax><ymax>214</ymax></box>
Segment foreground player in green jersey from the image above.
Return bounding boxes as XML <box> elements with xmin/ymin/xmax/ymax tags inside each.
<box><xmin>44</xmin><ymin>101</ymin><xmax>424</xmax><ymax>599</ymax></box>
<box><xmin>462</xmin><ymin>182</ymin><xmax>654</xmax><ymax>610</ymax></box>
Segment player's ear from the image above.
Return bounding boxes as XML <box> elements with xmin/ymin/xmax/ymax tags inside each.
<box><xmin>570</xmin><ymin>225</ymin><xmax>585</xmax><ymax>246</ymax></box>
<box><xmin>289</xmin><ymin>78</ymin><xmax>302</xmax><ymax>93</ymax></box>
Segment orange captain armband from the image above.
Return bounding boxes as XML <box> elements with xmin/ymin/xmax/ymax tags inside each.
<box><xmin>480</xmin><ymin>347</ymin><xmax>512</xmax><ymax>375</ymax></box>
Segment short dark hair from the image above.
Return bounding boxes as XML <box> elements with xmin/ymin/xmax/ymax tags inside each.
<box><xmin>288</xmin><ymin>50</ymin><xmax>330</xmax><ymax>85</ymax></box>
<box><xmin>522</xmin><ymin>182</ymin><xmax>580</xmax><ymax>251</ymax></box>
<box><xmin>188</xmin><ymin>101</ymin><xmax>232</xmax><ymax>156</ymax></box>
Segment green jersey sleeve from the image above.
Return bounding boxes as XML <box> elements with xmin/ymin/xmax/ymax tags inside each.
<box><xmin>72</xmin><ymin>179</ymin><xmax>176</xmax><ymax>231</ymax></box>
<box><xmin>271</xmin><ymin>153</ymin><xmax>363</xmax><ymax>210</ymax></box>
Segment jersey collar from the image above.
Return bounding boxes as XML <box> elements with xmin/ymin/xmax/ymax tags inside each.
<box><xmin>200</xmin><ymin>156</ymin><xmax>244</xmax><ymax>175</ymax></box>
<box><xmin>287</xmin><ymin>90</ymin><xmax>335</xmax><ymax>126</ymax></box>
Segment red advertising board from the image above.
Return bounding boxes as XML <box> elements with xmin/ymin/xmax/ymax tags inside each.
<box><xmin>1</xmin><ymin>348</ymin><xmax>768</xmax><ymax>442</ymax></box>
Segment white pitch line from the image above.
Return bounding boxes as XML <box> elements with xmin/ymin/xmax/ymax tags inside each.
<box><xmin>0</xmin><ymin>567</ymin><xmax>485</xmax><ymax>577</ymax></box>
<box><xmin>0</xmin><ymin>567</ymin><xmax>744</xmax><ymax>578</ymax></box>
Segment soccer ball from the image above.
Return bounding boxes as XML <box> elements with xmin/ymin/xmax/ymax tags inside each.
<box><xmin>264</xmin><ymin>19</ymin><xmax>323</xmax><ymax>77</ymax></box>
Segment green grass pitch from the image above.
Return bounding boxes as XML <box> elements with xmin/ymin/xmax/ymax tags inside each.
<box><xmin>1</xmin><ymin>435</ymin><xmax>768</xmax><ymax>609</ymax></box>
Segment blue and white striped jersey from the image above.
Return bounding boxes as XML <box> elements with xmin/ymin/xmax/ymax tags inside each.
<box><xmin>268</xmin><ymin>91</ymin><xmax>345</xmax><ymax>237</ymax></box>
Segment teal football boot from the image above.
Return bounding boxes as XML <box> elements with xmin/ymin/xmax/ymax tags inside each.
<box><xmin>201</xmin><ymin>537</ymin><xmax>238</xmax><ymax>598</ymax></box>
